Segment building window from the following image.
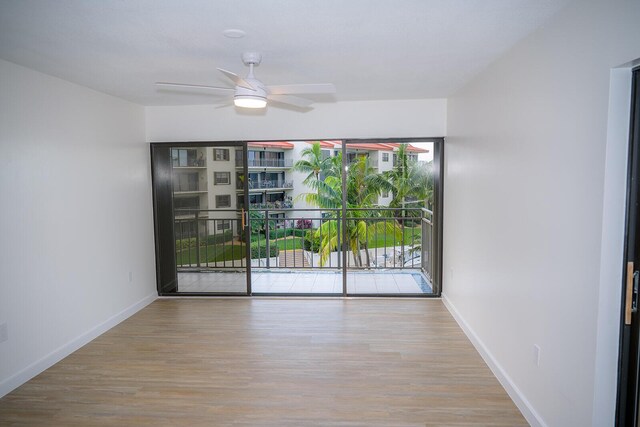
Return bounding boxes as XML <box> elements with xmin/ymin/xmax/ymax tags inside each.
<box><xmin>215</xmin><ymin>195</ymin><xmax>231</xmax><ymax>208</ymax></box>
<box><xmin>216</xmin><ymin>220</ymin><xmax>231</xmax><ymax>231</ymax></box>
<box><xmin>172</xmin><ymin>148</ymin><xmax>202</xmax><ymax>167</ymax></box>
<box><xmin>214</xmin><ymin>148</ymin><xmax>230</xmax><ymax>161</ymax></box>
<box><xmin>382</xmin><ymin>152</ymin><xmax>389</xmax><ymax>162</ymax></box>
<box><xmin>173</xmin><ymin>196</ymin><xmax>200</xmax><ymax>211</ymax></box>
<box><xmin>393</xmin><ymin>153</ymin><xmax>398</xmax><ymax>166</ymax></box>
<box><xmin>382</xmin><ymin>190</ymin><xmax>389</xmax><ymax>198</ymax></box>
<box><xmin>214</xmin><ymin>172</ymin><xmax>230</xmax><ymax>185</ymax></box>
<box><xmin>249</xmin><ymin>194</ymin><xmax>263</xmax><ymax>204</ymax></box>
<box><xmin>173</xmin><ymin>172</ymin><xmax>199</xmax><ymax>192</ymax></box>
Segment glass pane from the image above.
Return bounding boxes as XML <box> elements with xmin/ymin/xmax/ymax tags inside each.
<box><xmin>345</xmin><ymin>141</ymin><xmax>435</xmax><ymax>295</ymax></box>
<box><xmin>172</xmin><ymin>145</ymin><xmax>248</xmax><ymax>294</ymax></box>
<box><xmin>249</xmin><ymin>140</ymin><xmax>342</xmax><ymax>294</ymax></box>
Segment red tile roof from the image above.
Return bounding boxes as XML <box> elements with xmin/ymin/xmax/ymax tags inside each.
<box><xmin>290</xmin><ymin>140</ymin><xmax>430</xmax><ymax>154</ymax></box>
<box><xmin>385</xmin><ymin>143</ymin><xmax>430</xmax><ymax>153</ymax></box>
<box><xmin>346</xmin><ymin>143</ymin><xmax>395</xmax><ymax>151</ymax></box>
<box><xmin>248</xmin><ymin>141</ymin><xmax>294</xmax><ymax>149</ymax></box>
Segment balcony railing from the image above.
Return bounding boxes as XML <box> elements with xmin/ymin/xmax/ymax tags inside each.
<box><xmin>173</xmin><ymin>183</ymin><xmax>207</xmax><ymax>193</ymax></box>
<box><xmin>247</xmin><ymin>180</ymin><xmax>293</xmax><ymax>190</ymax></box>
<box><xmin>236</xmin><ymin>158</ymin><xmax>293</xmax><ymax>168</ymax></box>
<box><xmin>173</xmin><ymin>207</ymin><xmax>434</xmax><ymax>285</ymax></box>
<box><xmin>250</xmin><ymin>201</ymin><xmax>294</xmax><ymax>209</ymax></box>
<box><xmin>348</xmin><ymin>158</ymin><xmax>378</xmax><ymax>168</ymax></box>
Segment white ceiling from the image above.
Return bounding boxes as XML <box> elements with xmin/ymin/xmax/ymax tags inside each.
<box><xmin>0</xmin><ymin>0</ymin><xmax>570</xmax><ymax>106</ymax></box>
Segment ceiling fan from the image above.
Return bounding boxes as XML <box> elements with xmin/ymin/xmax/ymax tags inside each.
<box><xmin>155</xmin><ymin>52</ymin><xmax>336</xmax><ymax>110</ymax></box>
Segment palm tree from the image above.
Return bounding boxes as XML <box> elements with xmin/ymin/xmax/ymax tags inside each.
<box><xmin>383</xmin><ymin>143</ymin><xmax>434</xmax><ymax>220</ymax></box>
<box><xmin>301</xmin><ymin>154</ymin><xmax>399</xmax><ymax>267</ymax></box>
<box><xmin>411</xmin><ymin>161</ymin><xmax>434</xmax><ymax>211</ymax></box>
<box><xmin>384</xmin><ymin>144</ymin><xmax>411</xmax><ymax>216</ymax></box>
<box><xmin>291</xmin><ymin>142</ymin><xmax>330</xmax><ymax>197</ymax></box>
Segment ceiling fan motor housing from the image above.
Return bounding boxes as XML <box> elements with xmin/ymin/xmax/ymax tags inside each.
<box><xmin>241</xmin><ymin>52</ymin><xmax>262</xmax><ymax>66</ymax></box>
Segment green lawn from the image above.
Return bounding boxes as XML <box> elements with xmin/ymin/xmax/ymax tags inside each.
<box><xmin>176</xmin><ymin>225</ymin><xmax>421</xmax><ymax>265</ymax></box>
<box><xmin>367</xmin><ymin>225</ymin><xmax>421</xmax><ymax>248</ymax></box>
<box><xmin>274</xmin><ymin>237</ymin><xmax>304</xmax><ymax>250</ymax></box>
<box><xmin>176</xmin><ymin>243</ymin><xmax>245</xmax><ymax>265</ymax></box>
<box><xmin>309</xmin><ymin>221</ymin><xmax>421</xmax><ymax>249</ymax></box>
<box><xmin>250</xmin><ymin>235</ymin><xmax>305</xmax><ymax>251</ymax></box>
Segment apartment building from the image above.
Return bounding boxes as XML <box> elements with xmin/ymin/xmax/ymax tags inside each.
<box><xmin>171</xmin><ymin>141</ymin><xmax>430</xmax><ymax>226</ymax></box>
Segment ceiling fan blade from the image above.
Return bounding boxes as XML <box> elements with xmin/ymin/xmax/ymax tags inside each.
<box><xmin>267</xmin><ymin>83</ymin><xmax>336</xmax><ymax>95</ymax></box>
<box><xmin>155</xmin><ymin>82</ymin><xmax>234</xmax><ymax>92</ymax></box>
<box><xmin>268</xmin><ymin>94</ymin><xmax>314</xmax><ymax>108</ymax></box>
<box><xmin>216</xmin><ymin>68</ymin><xmax>255</xmax><ymax>90</ymax></box>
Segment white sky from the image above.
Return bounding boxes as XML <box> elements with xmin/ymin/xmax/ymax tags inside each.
<box><xmin>411</xmin><ymin>142</ymin><xmax>434</xmax><ymax>162</ymax></box>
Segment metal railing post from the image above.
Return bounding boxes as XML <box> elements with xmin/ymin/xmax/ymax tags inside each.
<box><xmin>337</xmin><ymin>210</ymin><xmax>341</xmax><ymax>269</ymax></box>
<box><xmin>265</xmin><ymin>209</ymin><xmax>270</xmax><ymax>268</ymax></box>
<box><xmin>195</xmin><ymin>210</ymin><xmax>201</xmax><ymax>267</ymax></box>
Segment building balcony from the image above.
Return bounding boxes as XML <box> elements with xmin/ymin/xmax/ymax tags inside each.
<box><xmin>250</xmin><ymin>200</ymin><xmax>294</xmax><ymax>210</ymax></box>
<box><xmin>172</xmin><ymin>165</ymin><xmax>207</xmax><ymax>170</ymax></box>
<box><xmin>347</xmin><ymin>156</ymin><xmax>377</xmax><ymax>168</ymax></box>
<box><xmin>173</xmin><ymin>185</ymin><xmax>207</xmax><ymax>194</ymax></box>
<box><xmin>241</xmin><ymin>180</ymin><xmax>293</xmax><ymax>191</ymax></box>
<box><xmin>236</xmin><ymin>158</ymin><xmax>293</xmax><ymax>168</ymax></box>
<box><xmin>173</xmin><ymin>207</ymin><xmax>435</xmax><ymax>294</ymax></box>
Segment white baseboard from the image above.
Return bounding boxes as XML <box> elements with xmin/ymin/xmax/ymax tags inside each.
<box><xmin>0</xmin><ymin>292</ymin><xmax>157</xmax><ymax>398</ymax></box>
<box><xmin>441</xmin><ymin>293</ymin><xmax>546</xmax><ymax>427</ymax></box>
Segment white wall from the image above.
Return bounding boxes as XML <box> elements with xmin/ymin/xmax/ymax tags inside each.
<box><xmin>444</xmin><ymin>1</ymin><xmax>640</xmax><ymax>426</ymax></box>
<box><xmin>0</xmin><ymin>59</ymin><xmax>156</xmax><ymax>397</ymax></box>
<box><xmin>145</xmin><ymin>98</ymin><xmax>446</xmax><ymax>142</ymax></box>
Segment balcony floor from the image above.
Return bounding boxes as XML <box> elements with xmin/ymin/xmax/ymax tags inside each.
<box><xmin>176</xmin><ymin>270</ymin><xmax>432</xmax><ymax>294</ymax></box>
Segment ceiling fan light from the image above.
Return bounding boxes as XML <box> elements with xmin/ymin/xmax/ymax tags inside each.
<box><xmin>234</xmin><ymin>95</ymin><xmax>267</xmax><ymax>109</ymax></box>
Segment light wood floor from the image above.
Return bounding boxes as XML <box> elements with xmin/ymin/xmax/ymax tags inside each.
<box><xmin>0</xmin><ymin>299</ymin><xmax>527</xmax><ymax>426</ymax></box>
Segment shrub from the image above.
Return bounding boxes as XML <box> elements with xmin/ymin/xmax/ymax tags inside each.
<box><xmin>267</xmin><ymin>227</ymin><xmax>307</xmax><ymax>239</ymax></box>
<box><xmin>250</xmin><ymin>242</ymin><xmax>279</xmax><ymax>259</ymax></box>
<box><xmin>175</xmin><ymin>237</ymin><xmax>196</xmax><ymax>250</ymax></box>
<box><xmin>268</xmin><ymin>228</ymin><xmax>288</xmax><ymax>239</ymax></box>
<box><xmin>295</xmin><ymin>219</ymin><xmax>312</xmax><ymax>229</ymax></box>
<box><xmin>303</xmin><ymin>229</ymin><xmax>321</xmax><ymax>251</ymax></box>
<box><xmin>249</xmin><ymin>210</ymin><xmax>275</xmax><ymax>235</ymax></box>
<box><xmin>176</xmin><ymin>230</ymin><xmax>234</xmax><ymax>249</ymax></box>
<box><xmin>205</xmin><ymin>230</ymin><xmax>234</xmax><ymax>245</ymax></box>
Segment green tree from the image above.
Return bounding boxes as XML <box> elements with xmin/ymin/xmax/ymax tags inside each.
<box><xmin>291</xmin><ymin>142</ymin><xmax>331</xmax><ymax>198</ymax></box>
<box><xmin>384</xmin><ymin>144</ymin><xmax>434</xmax><ymax>219</ymax></box>
<box><xmin>300</xmin><ymin>154</ymin><xmax>400</xmax><ymax>267</ymax></box>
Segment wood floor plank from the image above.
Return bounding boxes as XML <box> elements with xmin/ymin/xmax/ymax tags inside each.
<box><xmin>0</xmin><ymin>299</ymin><xmax>527</xmax><ymax>426</ymax></box>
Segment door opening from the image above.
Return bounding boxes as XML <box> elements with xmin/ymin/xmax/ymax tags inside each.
<box><xmin>150</xmin><ymin>138</ymin><xmax>443</xmax><ymax>297</ymax></box>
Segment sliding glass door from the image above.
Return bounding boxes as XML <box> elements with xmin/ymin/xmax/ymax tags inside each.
<box><xmin>151</xmin><ymin>142</ymin><xmax>250</xmax><ymax>295</ymax></box>
<box><xmin>342</xmin><ymin>140</ymin><xmax>441</xmax><ymax>295</ymax></box>
<box><xmin>151</xmin><ymin>138</ymin><xmax>443</xmax><ymax>297</ymax></box>
<box><xmin>247</xmin><ymin>140</ymin><xmax>343</xmax><ymax>294</ymax></box>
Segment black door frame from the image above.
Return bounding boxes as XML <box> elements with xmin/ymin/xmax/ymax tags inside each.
<box><xmin>617</xmin><ymin>65</ymin><xmax>640</xmax><ymax>427</ymax></box>
<box><xmin>151</xmin><ymin>141</ymin><xmax>251</xmax><ymax>296</ymax></box>
<box><xmin>150</xmin><ymin>137</ymin><xmax>444</xmax><ymax>297</ymax></box>
<box><xmin>340</xmin><ymin>138</ymin><xmax>444</xmax><ymax>296</ymax></box>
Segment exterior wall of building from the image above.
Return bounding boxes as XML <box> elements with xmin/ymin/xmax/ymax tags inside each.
<box><xmin>376</xmin><ymin>150</ymin><xmax>394</xmax><ymax>205</ymax></box>
<box><xmin>170</xmin><ymin>141</ymin><xmax>428</xmax><ymax>234</ymax></box>
<box><xmin>287</xmin><ymin>142</ymin><xmax>324</xmax><ymax>220</ymax></box>
<box><xmin>206</xmin><ymin>146</ymin><xmax>238</xmax><ymax>235</ymax></box>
